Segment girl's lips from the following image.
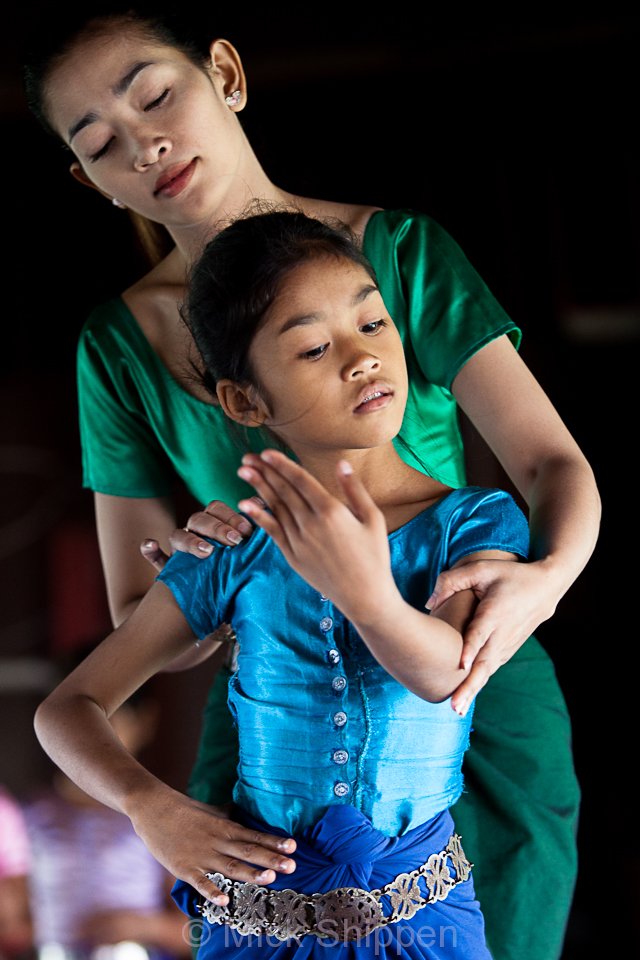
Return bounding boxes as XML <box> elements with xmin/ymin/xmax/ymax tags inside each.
<box><xmin>353</xmin><ymin>392</ymin><xmax>393</xmax><ymax>414</ymax></box>
<box><xmin>154</xmin><ymin>159</ymin><xmax>197</xmax><ymax>198</ymax></box>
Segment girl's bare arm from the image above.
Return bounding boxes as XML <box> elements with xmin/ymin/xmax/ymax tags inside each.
<box><xmin>34</xmin><ymin>585</ymin><xmax>296</xmax><ymax>904</ymax></box>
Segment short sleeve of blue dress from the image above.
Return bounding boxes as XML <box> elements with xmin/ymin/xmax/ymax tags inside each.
<box><xmin>444</xmin><ymin>488</ymin><xmax>530</xmax><ymax>566</ymax></box>
<box><xmin>156</xmin><ymin>541</ymin><xmax>233</xmax><ymax>640</ymax></box>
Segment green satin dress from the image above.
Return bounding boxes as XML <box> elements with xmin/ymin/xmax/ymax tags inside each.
<box><xmin>77</xmin><ymin>209</ymin><xmax>580</xmax><ymax>960</ymax></box>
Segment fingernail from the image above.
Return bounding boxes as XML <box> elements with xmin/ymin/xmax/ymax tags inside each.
<box><xmin>278</xmin><ymin>860</ymin><xmax>294</xmax><ymax>871</ymax></box>
<box><xmin>227</xmin><ymin>530</ymin><xmax>243</xmax><ymax>544</ymax></box>
<box><xmin>142</xmin><ymin>539</ymin><xmax>156</xmax><ymax>549</ymax></box>
<box><xmin>255</xmin><ymin>870</ymin><xmax>273</xmax><ymax>882</ymax></box>
<box><xmin>238</xmin><ymin>520</ymin><xmax>253</xmax><ymax>534</ymax></box>
<box><xmin>338</xmin><ymin>459</ymin><xmax>353</xmax><ymax>475</ymax></box>
<box><xmin>198</xmin><ymin>541</ymin><xmax>213</xmax><ymax>553</ymax></box>
<box><xmin>212</xmin><ymin>895</ymin><xmax>228</xmax><ymax>906</ymax></box>
<box><xmin>238</xmin><ymin>467</ymin><xmax>253</xmax><ymax>481</ymax></box>
<box><xmin>277</xmin><ymin>839</ymin><xmax>293</xmax><ymax>852</ymax></box>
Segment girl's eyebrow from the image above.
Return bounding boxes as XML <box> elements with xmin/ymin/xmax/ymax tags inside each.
<box><xmin>278</xmin><ymin>284</ymin><xmax>379</xmax><ymax>336</ymax></box>
<box><xmin>68</xmin><ymin>61</ymin><xmax>154</xmax><ymax>143</ymax></box>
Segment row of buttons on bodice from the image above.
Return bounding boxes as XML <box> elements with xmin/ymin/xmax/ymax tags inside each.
<box><xmin>320</xmin><ymin>595</ymin><xmax>351</xmax><ymax>799</ymax></box>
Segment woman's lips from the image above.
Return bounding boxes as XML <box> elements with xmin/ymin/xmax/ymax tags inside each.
<box><xmin>154</xmin><ymin>159</ymin><xmax>197</xmax><ymax>198</ymax></box>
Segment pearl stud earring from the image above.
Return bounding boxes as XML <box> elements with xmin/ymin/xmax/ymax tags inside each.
<box><xmin>112</xmin><ymin>197</ymin><xmax>127</xmax><ymax>209</ymax></box>
<box><xmin>224</xmin><ymin>89</ymin><xmax>242</xmax><ymax>107</ymax></box>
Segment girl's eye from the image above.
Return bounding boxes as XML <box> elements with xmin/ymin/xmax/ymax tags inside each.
<box><xmin>89</xmin><ymin>137</ymin><xmax>114</xmax><ymax>163</ymax></box>
<box><xmin>301</xmin><ymin>343</ymin><xmax>329</xmax><ymax>360</ymax></box>
<box><xmin>144</xmin><ymin>89</ymin><xmax>170</xmax><ymax>111</ymax></box>
<box><xmin>360</xmin><ymin>319</ymin><xmax>387</xmax><ymax>334</ymax></box>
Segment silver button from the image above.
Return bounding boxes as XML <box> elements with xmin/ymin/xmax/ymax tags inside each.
<box><xmin>332</xmin><ymin>749</ymin><xmax>349</xmax><ymax>765</ymax></box>
<box><xmin>334</xmin><ymin>781</ymin><xmax>350</xmax><ymax>798</ymax></box>
<box><xmin>320</xmin><ymin>616</ymin><xmax>333</xmax><ymax>632</ymax></box>
<box><xmin>331</xmin><ymin>676</ymin><xmax>347</xmax><ymax>693</ymax></box>
<box><xmin>333</xmin><ymin>711</ymin><xmax>347</xmax><ymax>727</ymax></box>
<box><xmin>327</xmin><ymin>648</ymin><xmax>341</xmax><ymax>665</ymax></box>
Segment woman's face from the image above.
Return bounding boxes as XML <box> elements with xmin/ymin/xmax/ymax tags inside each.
<box><xmin>245</xmin><ymin>256</ymin><xmax>408</xmax><ymax>459</ymax></box>
<box><xmin>44</xmin><ymin>27</ymin><xmax>247</xmax><ymax>230</ymax></box>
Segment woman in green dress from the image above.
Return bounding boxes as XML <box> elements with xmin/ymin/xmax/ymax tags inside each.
<box><xmin>23</xmin><ymin>7</ymin><xmax>600</xmax><ymax>959</ymax></box>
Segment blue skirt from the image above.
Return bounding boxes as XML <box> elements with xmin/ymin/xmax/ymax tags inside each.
<box><xmin>172</xmin><ymin>805</ymin><xmax>492</xmax><ymax>958</ymax></box>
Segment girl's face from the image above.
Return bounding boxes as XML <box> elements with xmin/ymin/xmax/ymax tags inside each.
<box><xmin>44</xmin><ymin>27</ymin><xmax>247</xmax><ymax>230</ymax></box>
<box><xmin>244</xmin><ymin>256</ymin><xmax>408</xmax><ymax>458</ymax></box>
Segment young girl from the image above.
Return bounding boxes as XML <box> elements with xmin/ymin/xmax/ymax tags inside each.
<box><xmin>23</xmin><ymin>8</ymin><xmax>599</xmax><ymax>957</ymax></box>
<box><xmin>34</xmin><ymin>209</ymin><xmax>530</xmax><ymax>958</ymax></box>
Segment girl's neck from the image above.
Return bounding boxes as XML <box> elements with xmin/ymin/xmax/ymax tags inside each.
<box><xmin>295</xmin><ymin>442</ymin><xmax>451</xmax><ymax>532</ymax></box>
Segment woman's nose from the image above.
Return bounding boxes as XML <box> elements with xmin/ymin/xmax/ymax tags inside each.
<box><xmin>133</xmin><ymin>136</ymin><xmax>170</xmax><ymax>170</ymax></box>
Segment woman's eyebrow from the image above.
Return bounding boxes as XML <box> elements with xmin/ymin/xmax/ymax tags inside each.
<box><xmin>278</xmin><ymin>284</ymin><xmax>379</xmax><ymax>336</ymax></box>
<box><xmin>68</xmin><ymin>61</ymin><xmax>154</xmax><ymax>143</ymax></box>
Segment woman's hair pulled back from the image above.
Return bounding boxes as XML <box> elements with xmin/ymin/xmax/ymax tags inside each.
<box><xmin>23</xmin><ymin>4</ymin><xmax>213</xmax><ymax>138</ymax></box>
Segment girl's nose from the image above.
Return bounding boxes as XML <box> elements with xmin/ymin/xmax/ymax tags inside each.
<box><xmin>342</xmin><ymin>351</ymin><xmax>381</xmax><ymax>380</ymax></box>
<box><xmin>133</xmin><ymin>137</ymin><xmax>170</xmax><ymax>170</ymax></box>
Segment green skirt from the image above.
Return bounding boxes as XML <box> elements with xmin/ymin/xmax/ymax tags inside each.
<box><xmin>187</xmin><ymin>637</ymin><xmax>579</xmax><ymax>960</ymax></box>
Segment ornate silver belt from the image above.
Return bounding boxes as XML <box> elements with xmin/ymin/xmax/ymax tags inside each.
<box><xmin>198</xmin><ymin>833</ymin><xmax>472</xmax><ymax>942</ymax></box>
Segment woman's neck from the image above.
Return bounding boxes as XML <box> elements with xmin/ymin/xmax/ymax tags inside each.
<box><xmin>295</xmin><ymin>442</ymin><xmax>451</xmax><ymax>531</ymax></box>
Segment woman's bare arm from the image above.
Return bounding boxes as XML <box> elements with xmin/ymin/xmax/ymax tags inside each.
<box><xmin>433</xmin><ymin>335</ymin><xmax>601</xmax><ymax>707</ymax></box>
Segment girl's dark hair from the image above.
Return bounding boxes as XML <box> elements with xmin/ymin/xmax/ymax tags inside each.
<box><xmin>183</xmin><ymin>206</ymin><xmax>378</xmax><ymax>401</ymax></box>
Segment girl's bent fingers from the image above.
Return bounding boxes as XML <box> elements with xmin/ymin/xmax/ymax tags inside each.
<box><xmin>258</xmin><ymin>450</ymin><xmax>334</xmax><ymax>510</ymax></box>
<box><xmin>336</xmin><ymin>460</ymin><xmax>379</xmax><ymax>522</ymax></box>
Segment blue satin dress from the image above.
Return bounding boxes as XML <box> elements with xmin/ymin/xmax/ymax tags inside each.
<box><xmin>158</xmin><ymin>487</ymin><xmax>529</xmax><ymax>958</ymax></box>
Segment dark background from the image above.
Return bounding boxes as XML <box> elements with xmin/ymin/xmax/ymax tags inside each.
<box><xmin>1</xmin><ymin>6</ymin><xmax>639</xmax><ymax>956</ymax></box>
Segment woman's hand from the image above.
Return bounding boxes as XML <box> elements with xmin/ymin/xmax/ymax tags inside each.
<box><xmin>140</xmin><ymin>500</ymin><xmax>259</xmax><ymax>572</ymax></box>
<box><xmin>235</xmin><ymin>450</ymin><xmax>397</xmax><ymax>622</ymax></box>
<box><xmin>130</xmin><ymin>787</ymin><xmax>297</xmax><ymax>906</ymax></box>
<box><xmin>428</xmin><ymin>558</ymin><xmax>560</xmax><ymax>715</ymax></box>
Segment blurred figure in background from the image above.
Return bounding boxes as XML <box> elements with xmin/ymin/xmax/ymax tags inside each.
<box><xmin>22</xmin><ymin>683</ymin><xmax>190</xmax><ymax>960</ymax></box>
<box><xmin>0</xmin><ymin>786</ymin><xmax>33</xmax><ymax>959</ymax></box>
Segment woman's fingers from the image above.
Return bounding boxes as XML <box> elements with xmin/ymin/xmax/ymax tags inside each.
<box><xmin>186</xmin><ymin>503</ymin><xmax>254</xmax><ymax>547</ymax></box>
<box><xmin>139</xmin><ymin>538</ymin><xmax>170</xmax><ymax>571</ymax></box>
<box><xmin>450</xmin><ymin>657</ymin><xmax>494</xmax><ymax>717</ymax></box>
<box><xmin>426</xmin><ymin>563</ymin><xmax>485</xmax><ymax>611</ymax></box>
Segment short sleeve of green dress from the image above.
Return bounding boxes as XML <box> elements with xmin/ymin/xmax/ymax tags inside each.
<box><xmin>77</xmin><ymin>299</ymin><xmax>269</xmax><ymax>505</ymax></box>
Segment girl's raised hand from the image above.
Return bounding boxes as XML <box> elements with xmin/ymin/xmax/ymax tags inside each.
<box><xmin>429</xmin><ymin>559</ymin><xmax>560</xmax><ymax>715</ymax></box>
<box><xmin>236</xmin><ymin>450</ymin><xmax>397</xmax><ymax>622</ymax></box>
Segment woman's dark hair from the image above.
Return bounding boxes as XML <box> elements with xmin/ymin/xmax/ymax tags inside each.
<box><xmin>183</xmin><ymin>206</ymin><xmax>379</xmax><ymax>402</ymax></box>
<box><xmin>22</xmin><ymin>4</ymin><xmax>213</xmax><ymax>139</ymax></box>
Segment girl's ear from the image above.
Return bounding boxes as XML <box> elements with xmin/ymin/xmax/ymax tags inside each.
<box><xmin>207</xmin><ymin>38</ymin><xmax>247</xmax><ymax>111</ymax></box>
<box><xmin>217</xmin><ymin>380</ymin><xmax>268</xmax><ymax>426</ymax></box>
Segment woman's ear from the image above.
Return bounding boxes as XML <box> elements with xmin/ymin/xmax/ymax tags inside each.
<box><xmin>69</xmin><ymin>160</ymin><xmax>110</xmax><ymax>198</ymax></box>
<box><xmin>207</xmin><ymin>38</ymin><xmax>247</xmax><ymax>111</ymax></box>
<box><xmin>217</xmin><ymin>380</ymin><xmax>268</xmax><ymax>426</ymax></box>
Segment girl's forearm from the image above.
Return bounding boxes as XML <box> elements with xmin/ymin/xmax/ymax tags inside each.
<box><xmin>34</xmin><ymin>692</ymin><xmax>168</xmax><ymax>819</ymax></box>
<box><xmin>348</xmin><ymin>588</ymin><xmax>468</xmax><ymax>702</ymax></box>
